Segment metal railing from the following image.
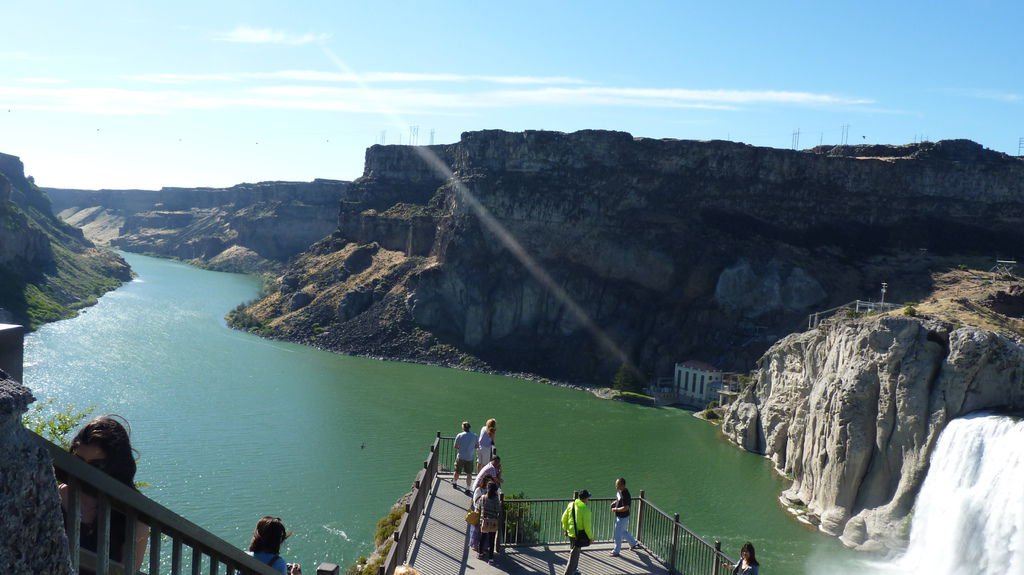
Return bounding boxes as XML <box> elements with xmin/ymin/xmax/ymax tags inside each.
<box><xmin>434</xmin><ymin>433</ymin><xmax>496</xmax><ymax>475</ymax></box>
<box><xmin>40</xmin><ymin>432</ymin><xmax>280</xmax><ymax>575</ymax></box>
<box><xmin>502</xmin><ymin>490</ymin><xmax>734</xmax><ymax>575</ymax></box>
<box><xmin>807</xmin><ymin>299</ymin><xmax>901</xmax><ymax>329</ymax></box>
<box><xmin>379</xmin><ymin>433</ymin><xmax>442</xmax><ymax>575</ymax></box>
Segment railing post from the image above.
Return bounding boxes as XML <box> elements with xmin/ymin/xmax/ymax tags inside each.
<box><xmin>497</xmin><ymin>492</ymin><xmax>505</xmax><ymax>555</ymax></box>
<box><xmin>712</xmin><ymin>540</ymin><xmax>722</xmax><ymax>575</ymax></box>
<box><xmin>635</xmin><ymin>490</ymin><xmax>646</xmax><ymax>543</ymax></box>
<box><xmin>317</xmin><ymin>563</ymin><xmax>341</xmax><ymax>575</ymax></box>
<box><xmin>668</xmin><ymin>513</ymin><xmax>680</xmax><ymax>575</ymax></box>
<box><xmin>0</xmin><ymin>323</ymin><xmax>24</xmax><ymax>382</ymax></box>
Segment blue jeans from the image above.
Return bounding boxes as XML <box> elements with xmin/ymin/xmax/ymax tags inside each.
<box><xmin>613</xmin><ymin>516</ymin><xmax>637</xmax><ymax>553</ymax></box>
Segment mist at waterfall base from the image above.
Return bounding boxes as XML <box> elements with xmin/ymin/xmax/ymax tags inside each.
<box><xmin>809</xmin><ymin>413</ymin><xmax>1024</xmax><ymax>575</ymax></box>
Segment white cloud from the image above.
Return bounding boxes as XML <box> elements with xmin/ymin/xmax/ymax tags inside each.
<box><xmin>17</xmin><ymin>77</ymin><xmax>66</xmax><ymax>85</ymax></box>
<box><xmin>967</xmin><ymin>89</ymin><xmax>1022</xmax><ymax>103</ymax></box>
<box><xmin>212</xmin><ymin>25</ymin><xmax>328</xmax><ymax>46</ymax></box>
<box><xmin>0</xmin><ymin>51</ymin><xmax>48</xmax><ymax>62</ymax></box>
<box><xmin>0</xmin><ymin>82</ymin><xmax>874</xmax><ymax>117</ymax></box>
<box><xmin>128</xmin><ymin>70</ymin><xmax>588</xmax><ymax>86</ymax></box>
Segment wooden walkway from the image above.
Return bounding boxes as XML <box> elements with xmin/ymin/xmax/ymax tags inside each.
<box><xmin>407</xmin><ymin>474</ymin><xmax>670</xmax><ymax>575</ymax></box>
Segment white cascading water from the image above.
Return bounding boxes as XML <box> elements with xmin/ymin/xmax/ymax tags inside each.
<box><xmin>886</xmin><ymin>413</ymin><xmax>1024</xmax><ymax>575</ymax></box>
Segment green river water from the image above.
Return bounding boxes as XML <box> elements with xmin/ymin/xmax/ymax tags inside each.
<box><xmin>23</xmin><ymin>252</ymin><xmax>866</xmax><ymax>573</ymax></box>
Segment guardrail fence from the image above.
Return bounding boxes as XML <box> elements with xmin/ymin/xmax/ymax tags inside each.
<box><xmin>41</xmin><ymin>433</ymin><xmax>282</xmax><ymax>575</ymax></box>
<box><xmin>501</xmin><ymin>489</ymin><xmax>735</xmax><ymax>575</ymax></box>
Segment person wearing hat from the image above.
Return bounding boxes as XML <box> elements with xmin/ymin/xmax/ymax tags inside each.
<box><xmin>560</xmin><ymin>490</ymin><xmax>593</xmax><ymax>575</ymax></box>
<box><xmin>247</xmin><ymin>516</ymin><xmax>301</xmax><ymax>574</ymax></box>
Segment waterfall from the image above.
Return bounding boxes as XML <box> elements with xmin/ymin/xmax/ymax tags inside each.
<box><xmin>889</xmin><ymin>413</ymin><xmax>1024</xmax><ymax>575</ymax></box>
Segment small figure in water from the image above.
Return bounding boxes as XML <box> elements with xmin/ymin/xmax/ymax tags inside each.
<box><xmin>361</xmin><ymin>442</ymin><xmax>365</xmax><ymax>449</ymax></box>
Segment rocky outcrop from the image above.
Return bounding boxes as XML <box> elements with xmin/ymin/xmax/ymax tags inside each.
<box><xmin>236</xmin><ymin>130</ymin><xmax>1024</xmax><ymax>381</ymax></box>
<box><xmin>0</xmin><ymin>371</ymin><xmax>73</xmax><ymax>573</ymax></box>
<box><xmin>722</xmin><ymin>315</ymin><xmax>1024</xmax><ymax>552</ymax></box>
<box><xmin>0</xmin><ymin>153</ymin><xmax>130</xmax><ymax>329</ymax></box>
<box><xmin>46</xmin><ymin>180</ymin><xmax>348</xmax><ymax>272</ymax></box>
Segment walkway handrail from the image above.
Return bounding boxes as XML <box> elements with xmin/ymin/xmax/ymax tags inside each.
<box><xmin>501</xmin><ymin>490</ymin><xmax>735</xmax><ymax>575</ymax></box>
<box><xmin>38</xmin><ymin>431</ymin><xmax>279</xmax><ymax>575</ymax></box>
<box><xmin>807</xmin><ymin>299</ymin><xmax>901</xmax><ymax>329</ymax></box>
<box><xmin>379</xmin><ymin>433</ymin><xmax>441</xmax><ymax>575</ymax></box>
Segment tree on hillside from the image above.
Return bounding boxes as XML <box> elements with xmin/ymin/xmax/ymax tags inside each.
<box><xmin>612</xmin><ymin>363</ymin><xmax>645</xmax><ymax>393</ymax></box>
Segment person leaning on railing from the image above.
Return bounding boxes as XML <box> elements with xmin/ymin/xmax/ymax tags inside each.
<box><xmin>58</xmin><ymin>415</ymin><xmax>150</xmax><ymax>575</ymax></box>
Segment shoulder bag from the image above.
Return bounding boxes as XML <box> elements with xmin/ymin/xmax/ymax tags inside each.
<box><xmin>571</xmin><ymin>503</ymin><xmax>591</xmax><ymax>548</ymax></box>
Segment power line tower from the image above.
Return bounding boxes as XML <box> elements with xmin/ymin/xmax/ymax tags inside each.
<box><xmin>1018</xmin><ymin>137</ymin><xmax>1023</xmax><ymax>157</ymax></box>
<box><xmin>792</xmin><ymin>129</ymin><xmax>800</xmax><ymax>150</ymax></box>
<box><xmin>430</xmin><ymin>129</ymin><xmax>435</xmax><ymax>145</ymax></box>
<box><xmin>379</xmin><ymin>130</ymin><xmax>386</xmax><ymax>145</ymax></box>
<box><xmin>409</xmin><ymin>125</ymin><xmax>419</xmax><ymax>145</ymax></box>
<box><xmin>840</xmin><ymin>124</ymin><xmax>850</xmax><ymax>145</ymax></box>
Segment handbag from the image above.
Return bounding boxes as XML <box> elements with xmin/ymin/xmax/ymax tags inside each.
<box><xmin>481</xmin><ymin>516</ymin><xmax>499</xmax><ymax>533</ymax></box>
<box><xmin>465</xmin><ymin>509</ymin><xmax>480</xmax><ymax>525</ymax></box>
<box><xmin>571</xmin><ymin>502</ymin><xmax>591</xmax><ymax>548</ymax></box>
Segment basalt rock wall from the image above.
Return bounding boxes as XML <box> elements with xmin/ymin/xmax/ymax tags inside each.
<box><xmin>47</xmin><ymin>180</ymin><xmax>348</xmax><ymax>271</ymax></box>
<box><xmin>721</xmin><ymin>316</ymin><xmax>1024</xmax><ymax>552</ymax></box>
<box><xmin>248</xmin><ymin>131</ymin><xmax>1024</xmax><ymax>381</ymax></box>
<box><xmin>0</xmin><ymin>152</ymin><xmax>130</xmax><ymax>329</ymax></box>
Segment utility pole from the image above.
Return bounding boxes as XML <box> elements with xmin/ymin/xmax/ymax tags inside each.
<box><xmin>430</xmin><ymin>129</ymin><xmax>435</xmax><ymax>145</ymax></box>
<box><xmin>1018</xmin><ymin>137</ymin><xmax>1023</xmax><ymax>157</ymax></box>
<box><xmin>792</xmin><ymin>129</ymin><xmax>800</xmax><ymax>150</ymax></box>
<box><xmin>841</xmin><ymin>124</ymin><xmax>850</xmax><ymax>145</ymax></box>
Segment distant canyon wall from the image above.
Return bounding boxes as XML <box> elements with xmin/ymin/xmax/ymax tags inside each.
<box><xmin>722</xmin><ymin>315</ymin><xmax>1024</xmax><ymax>552</ymax></box>
<box><xmin>47</xmin><ymin>180</ymin><xmax>348</xmax><ymax>272</ymax></box>
<box><xmin>0</xmin><ymin>152</ymin><xmax>130</xmax><ymax>329</ymax></box>
<box><xmin>237</xmin><ymin>130</ymin><xmax>1024</xmax><ymax>381</ymax></box>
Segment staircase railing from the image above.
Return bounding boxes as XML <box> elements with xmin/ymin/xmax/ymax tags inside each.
<box><xmin>39</xmin><ymin>432</ymin><xmax>281</xmax><ymax>575</ymax></box>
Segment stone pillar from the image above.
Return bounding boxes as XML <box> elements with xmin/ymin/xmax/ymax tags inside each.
<box><xmin>0</xmin><ymin>372</ymin><xmax>72</xmax><ymax>574</ymax></box>
<box><xmin>0</xmin><ymin>324</ymin><xmax>24</xmax><ymax>383</ymax></box>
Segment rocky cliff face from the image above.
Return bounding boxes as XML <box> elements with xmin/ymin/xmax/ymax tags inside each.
<box><xmin>236</xmin><ymin>130</ymin><xmax>1024</xmax><ymax>381</ymax></box>
<box><xmin>722</xmin><ymin>315</ymin><xmax>1024</xmax><ymax>552</ymax></box>
<box><xmin>46</xmin><ymin>180</ymin><xmax>348</xmax><ymax>272</ymax></box>
<box><xmin>0</xmin><ymin>153</ymin><xmax>130</xmax><ymax>329</ymax></box>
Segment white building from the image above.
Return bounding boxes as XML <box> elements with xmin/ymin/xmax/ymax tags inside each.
<box><xmin>673</xmin><ymin>360</ymin><xmax>723</xmax><ymax>407</ymax></box>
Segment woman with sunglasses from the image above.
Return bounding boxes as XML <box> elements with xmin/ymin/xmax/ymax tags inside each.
<box><xmin>248</xmin><ymin>516</ymin><xmax>301</xmax><ymax>574</ymax></box>
<box><xmin>58</xmin><ymin>415</ymin><xmax>150</xmax><ymax>574</ymax></box>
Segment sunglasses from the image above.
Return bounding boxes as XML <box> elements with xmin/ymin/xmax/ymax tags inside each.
<box><xmin>74</xmin><ymin>452</ymin><xmax>111</xmax><ymax>473</ymax></box>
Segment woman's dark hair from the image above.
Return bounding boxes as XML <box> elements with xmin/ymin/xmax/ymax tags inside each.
<box><xmin>70</xmin><ymin>415</ymin><xmax>138</xmax><ymax>489</ymax></box>
<box><xmin>487</xmin><ymin>482</ymin><xmax>499</xmax><ymax>497</ymax></box>
<box><xmin>249</xmin><ymin>516</ymin><xmax>289</xmax><ymax>554</ymax></box>
<box><xmin>741</xmin><ymin>542</ymin><xmax>759</xmax><ymax>566</ymax></box>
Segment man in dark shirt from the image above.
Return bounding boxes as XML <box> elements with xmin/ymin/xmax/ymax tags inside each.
<box><xmin>610</xmin><ymin>477</ymin><xmax>640</xmax><ymax>556</ymax></box>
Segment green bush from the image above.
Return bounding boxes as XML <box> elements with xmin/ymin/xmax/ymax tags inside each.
<box><xmin>503</xmin><ymin>491</ymin><xmax>542</xmax><ymax>545</ymax></box>
<box><xmin>22</xmin><ymin>399</ymin><xmax>94</xmax><ymax>448</ymax></box>
<box><xmin>903</xmin><ymin>305</ymin><xmax>918</xmax><ymax>317</ymax></box>
<box><xmin>374</xmin><ymin>506</ymin><xmax>404</xmax><ymax>546</ymax></box>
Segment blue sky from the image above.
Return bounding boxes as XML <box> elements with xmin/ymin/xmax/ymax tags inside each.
<box><xmin>1</xmin><ymin>1</ymin><xmax>1021</xmax><ymax>190</ymax></box>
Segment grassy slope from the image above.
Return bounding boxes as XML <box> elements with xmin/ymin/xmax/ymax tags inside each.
<box><xmin>0</xmin><ymin>179</ymin><xmax>130</xmax><ymax>330</ymax></box>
